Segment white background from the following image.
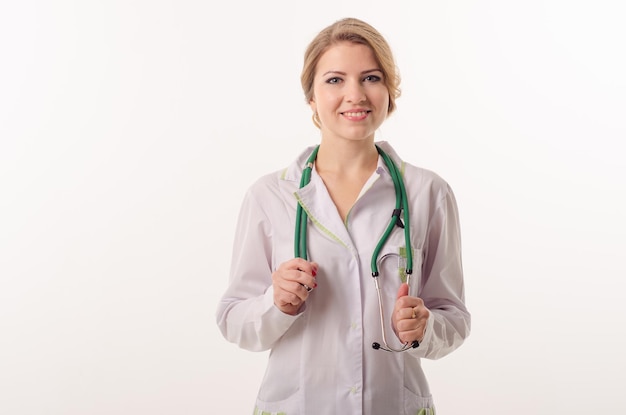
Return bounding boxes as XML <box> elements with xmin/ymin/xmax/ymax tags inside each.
<box><xmin>1</xmin><ymin>1</ymin><xmax>625</xmax><ymax>414</ymax></box>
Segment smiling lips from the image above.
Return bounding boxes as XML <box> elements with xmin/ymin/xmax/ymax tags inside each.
<box><xmin>341</xmin><ymin>110</ymin><xmax>371</xmax><ymax>120</ymax></box>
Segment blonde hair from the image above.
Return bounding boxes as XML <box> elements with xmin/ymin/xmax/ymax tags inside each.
<box><xmin>301</xmin><ymin>18</ymin><xmax>401</xmax><ymax>122</ymax></box>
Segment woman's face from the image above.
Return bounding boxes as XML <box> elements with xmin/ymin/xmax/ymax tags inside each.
<box><xmin>310</xmin><ymin>41</ymin><xmax>389</xmax><ymax>144</ymax></box>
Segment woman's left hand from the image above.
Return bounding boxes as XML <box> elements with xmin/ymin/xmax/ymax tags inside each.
<box><xmin>392</xmin><ymin>283</ymin><xmax>429</xmax><ymax>345</ymax></box>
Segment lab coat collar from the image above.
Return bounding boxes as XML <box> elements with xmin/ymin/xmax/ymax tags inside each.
<box><xmin>286</xmin><ymin>141</ymin><xmax>403</xmax><ymax>254</ymax></box>
<box><xmin>281</xmin><ymin>140</ymin><xmax>403</xmax><ymax>183</ymax></box>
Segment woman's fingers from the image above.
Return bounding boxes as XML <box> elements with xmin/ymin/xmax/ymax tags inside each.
<box><xmin>392</xmin><ymin>296</ymin><xmax>429</xmax><ymax>344</ymax></box>
<box><xmin>272</xmin><ymin>259</ymin><xmax>318</xmax><ymax>314</ymax></box>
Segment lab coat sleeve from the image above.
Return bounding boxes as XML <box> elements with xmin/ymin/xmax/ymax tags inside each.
<box><xmin>215</xmin><ymin>186</ymin><xmax>301</xmax><ymax>352</ymax></box>
<box><xmin>415</xmin><ymin>184</ymin><xmax>471</xmax><ymax>360</ymax></box>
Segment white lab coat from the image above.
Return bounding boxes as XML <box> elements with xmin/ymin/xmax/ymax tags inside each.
<box><xmin>216</xmin><ymin>141</ymin><xmax>470</xmax><ymax>415</ymax></box>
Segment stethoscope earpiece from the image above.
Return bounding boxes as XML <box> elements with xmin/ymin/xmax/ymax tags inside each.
<box><xmin>371</xmin><ymin>340</ymin><xmax>419</xmax><ymax>352</ymax></box>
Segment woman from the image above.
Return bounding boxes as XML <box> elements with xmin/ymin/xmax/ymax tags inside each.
<box><xmin>216</xmin><ymin>17</ymin><xmax>470</xmax><ymax>414</ymax></box>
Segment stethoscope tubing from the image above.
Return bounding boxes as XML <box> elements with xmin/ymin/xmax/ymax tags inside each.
<box><xmin>371</xmin><ymin>146</ymin><xmax>413</xmax><ymax>275</ymax></box>
<box><xmin>294</xmin><ymin>145</ymin><xmax>319</xmax><ymax>260</ymax></box>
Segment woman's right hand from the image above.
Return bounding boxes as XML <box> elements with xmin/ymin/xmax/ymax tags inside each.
<box><xmin>272</xmin><ymin>259</ymin><xmax>318</xmax><ymax>315</ymax></box>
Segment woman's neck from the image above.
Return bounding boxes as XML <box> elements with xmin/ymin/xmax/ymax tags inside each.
<box><xmin>315</xmin><ymin>139</ymin><xmax>379</xmax><ymax>178</ymax></box>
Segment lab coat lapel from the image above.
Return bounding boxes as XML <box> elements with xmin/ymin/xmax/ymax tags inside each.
<box><xmin>294</xmin><ymin>168</ymin><xmax>356</xmax><ymax>255</ymax></box>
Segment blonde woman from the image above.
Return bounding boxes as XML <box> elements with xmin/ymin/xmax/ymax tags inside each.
<box><xmin>216</xmin><ymin>17</ymin><xmax>470</xmax><ymax>415</ymax></box>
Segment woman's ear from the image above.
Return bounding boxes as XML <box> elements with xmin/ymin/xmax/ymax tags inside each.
<box><xmin>309</xmin><ymin>99</ymin><xmax>321</xmax><ymax>129</ymax></box>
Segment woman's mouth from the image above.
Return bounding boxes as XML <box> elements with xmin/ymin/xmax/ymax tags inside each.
<box><xmin>341</xmin><ymin>110</ymin><xmax>371</xmax><ymax>119</ymax></box>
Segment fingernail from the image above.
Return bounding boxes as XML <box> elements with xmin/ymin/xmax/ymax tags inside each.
<box><xmin>312</xmin><ymin>269</ymin><xmax>317</xmax><ymax>276</ymax></box>
<box><xmin>314</xmin><ymin>282</ymin><xmax>318</xmax><ymax>288</ymax></box>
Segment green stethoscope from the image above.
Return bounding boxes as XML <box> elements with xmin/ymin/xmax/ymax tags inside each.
<box><xmin>295</xmin><ymin>144</ymin><xmax>419</xmax><ymax>352</ymax></box>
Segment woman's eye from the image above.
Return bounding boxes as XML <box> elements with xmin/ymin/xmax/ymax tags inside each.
<box><xmin>326</xmin><ymin>77</ymin><xmax>342</xmax><ymax>84</ymax></box>
<box><xmin>364</xmin><ymin>75</ymin><xmax>381</xmax><ymax>82</ymax></box>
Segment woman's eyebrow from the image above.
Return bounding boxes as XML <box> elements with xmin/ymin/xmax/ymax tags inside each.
<box><xmin>321</xmin><ymin>68</ymin><xmax>382</xmax><ymax>76</ymax></box>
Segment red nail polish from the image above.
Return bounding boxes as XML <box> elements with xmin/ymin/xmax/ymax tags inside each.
<box><xmin>312</xmin><ymin>269</ymin><xmax>317</xmax><ymax>276</ymax></box>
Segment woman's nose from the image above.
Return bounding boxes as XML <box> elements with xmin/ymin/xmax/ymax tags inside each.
<box><xmin>345</xmin><ymin>80</ymin><xmax>366</xmax><ymax>103</ymax></box>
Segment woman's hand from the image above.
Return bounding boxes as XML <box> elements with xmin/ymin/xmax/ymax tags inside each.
<box><xmin>392</xmin><ymin>283</ymin><xmax>429</xmax><ymax>345</ymax></box>
<box><xmin>272</xmin><ymin>259</ymin><xmax>318</xmax><ymax>315</ymax></box>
